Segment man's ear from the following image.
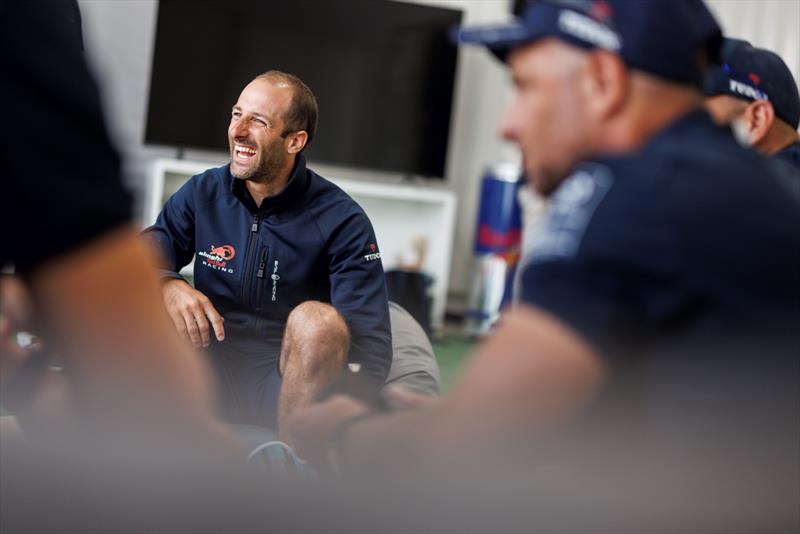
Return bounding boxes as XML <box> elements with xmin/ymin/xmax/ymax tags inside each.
<box><xmin>743</xmin><ymin>100</ymin><xmax>775</xmax><ymax>147</ymax></box>
<box><xmin>582</xmin><ymin>49</ymin><xmax>628</xmax><ymax>119</ymax></box>
<box><xmin>286</xmin><ymin>131</ymin><xmax>308</xmax><ymax>154</ymax></box>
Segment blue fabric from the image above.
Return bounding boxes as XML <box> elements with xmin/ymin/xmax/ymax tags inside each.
<box><xmin>774</xmin><ymin>140</ymin><xmax>800</xmax><ymax>172</ymax></box>
<box><xmin>520</xmin><ymin>109</ymin><xmax>800</xmax><ymax>360</ymax></box>
<box><xmin>454</xmin><ymin>0</ymin><xmax>721</xmax><ymax>87</ymax></box>
<box><xmin>518</xmin><ymin>109</ymin><xmax>800</xmax><ymax>424</ymax></box>
<box><xmin>207</xmin><ymin>349</ymin><xmax>282</xmax><ymax>428</ymax></box>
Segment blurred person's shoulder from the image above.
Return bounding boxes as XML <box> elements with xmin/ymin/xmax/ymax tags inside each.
<box><xmin>595</xmin><ymin>109</ymin><xmax>799</xmax><ymax>230</ymax></box>
<box><xmin>649</xmin><ymin>110</ymin><xmax>793</xmax><ymax>196</ymax></box>
<box><xmin>528</xmin><ymin>108</ymin><xmax>800</xmax><ymax>268</ymax></box>
<box><xmin>770</xmin><ymin>143</ymin><xmax>800</xmax><ymax>199</ymax></box>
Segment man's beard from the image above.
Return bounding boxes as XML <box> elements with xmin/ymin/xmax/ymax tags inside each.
<box><xmin>231</xmin><ymin>138</ymin><xmax>288</xmax><ymax>182</ymax></box>
<box><xmin>730</xmin><ymin>118</ymin><xmax>754</xmax><ymax>148</ymax></box>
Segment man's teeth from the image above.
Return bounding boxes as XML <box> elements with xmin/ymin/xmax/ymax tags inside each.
<box><xmin>236</xmin><ymin>146</ymin><xmax>256</xmax><ymax>154</ymax></box>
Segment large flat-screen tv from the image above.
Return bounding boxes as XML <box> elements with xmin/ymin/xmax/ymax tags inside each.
<box><xmin>145</xmin><ymin>0</ymin><xmax>462</xmax><ymax>178</ymax></box>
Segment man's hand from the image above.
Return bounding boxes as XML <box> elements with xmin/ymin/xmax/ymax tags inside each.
<box><xmin>161</xmin><ymin>278</ymin><xmax>225</xmax><ymax>348</ymax></box>
<box><xmin>283</xmin><ymin>394</ymin><xmax>371</xmax><ymax>467</ymax></box>
<box><xmin>0</xmin><ymin>275</ymin><xmax>74</xmax><ymax>437</ymax></box>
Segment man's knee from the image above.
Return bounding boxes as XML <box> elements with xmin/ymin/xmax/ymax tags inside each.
<box><xmin>282</xmin><ymin>301</ymin><xmax>350</xmax><ymax>374</ymax></box>
<box><xmin>286</xmin><ymin>301</ymin><xmax>350</xmax><ymax>345</ymax></box>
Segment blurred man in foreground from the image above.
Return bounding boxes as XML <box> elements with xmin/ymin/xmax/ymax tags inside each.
<box><xmin>0</xmin><ymin>0</ymin><xmax>232</xmax><ymax>448</ymax></box>
<box><xmin>705</xmin><ymin>37</ymin><xmax>800</xmax><ymax>169</ymax></box>
<box><xmin>1</xmin><ymin>4</ymin><xmax>248</xmax><ymax>531</ymax></box>
<box><xmin>287</xmin><ymin>2</ymin><xmax>799</xmax><ymax>527</ymax></box>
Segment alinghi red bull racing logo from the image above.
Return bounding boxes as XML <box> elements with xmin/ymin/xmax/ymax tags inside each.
<box><xmin>198</xmin><ymin>244</ymin><xmax>236</xmax><ymax>274</ymax></box>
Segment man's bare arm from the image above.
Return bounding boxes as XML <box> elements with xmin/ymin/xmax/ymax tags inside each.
<box><xmin>287</xmin><ymin>304</ymin><xmax>606</xmax><ymax>467</ymax></box>
<box><xmin>25</xmin><ymin>226</ymin><xmax>232</xmax><ymax>445</ymax></box>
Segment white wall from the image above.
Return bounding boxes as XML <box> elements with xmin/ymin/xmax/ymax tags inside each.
<box><xmin>77</xmin><ymin>0</ymin><xmax>800</xmax><ymax>311</ymax></box>
<box><xmin>78</xmin><ymin>0</ymin><xmax>168</xmax><ymax>214</ymax></box>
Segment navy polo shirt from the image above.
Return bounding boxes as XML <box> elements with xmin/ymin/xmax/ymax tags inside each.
<box><xmin>520</xmin><ymin>110</ymin><xmax>799</xmax><ymax>385</ymax></box>
<box><xmin>774</xmin><ymin>140</ymin><xmax>800</xmax><ymax>172</ymax></box>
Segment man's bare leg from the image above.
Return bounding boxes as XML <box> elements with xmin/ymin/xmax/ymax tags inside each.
<box><xmin>277</xmin><ymin>301</ymin><xmax>349</xmax><ymax>443</ymax></box>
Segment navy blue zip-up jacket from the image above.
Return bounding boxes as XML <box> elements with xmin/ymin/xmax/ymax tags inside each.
<box><xmin>144</xmin><ymin>155</ymin><xmax>392</xmax><ymax>382</ymax></box>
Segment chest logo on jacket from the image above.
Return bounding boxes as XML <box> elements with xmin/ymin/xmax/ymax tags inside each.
<box><xmin>198</xmin><ymin>244</ymin><xmax>236</xmax><ymax>274</ymax></box>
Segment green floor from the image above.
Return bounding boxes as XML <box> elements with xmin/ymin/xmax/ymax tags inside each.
<box><xmin>431</xmin><ymin>334</ymin><xmax>478</xmax><ymax>394</ymax></box>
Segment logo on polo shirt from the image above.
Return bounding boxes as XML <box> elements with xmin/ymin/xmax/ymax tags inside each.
<box><xmin>528</xmin><ymin>164</ymin><xmax>613</xmax><ymax>265</ymax></box>
<box><xmin>198</xmin><ymin>244</ymin><xmax>236</xmax><ymax>274</ymax></box>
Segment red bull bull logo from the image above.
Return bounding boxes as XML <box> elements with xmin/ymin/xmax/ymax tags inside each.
<box><xmin>209</xmin><ymin>244</ymin><xmax>236</xmax><ymax>261</ymax></box>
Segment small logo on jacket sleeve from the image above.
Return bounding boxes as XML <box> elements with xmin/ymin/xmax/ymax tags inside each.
<box><xmin>363</xmin><ymin>243</ymin><xmax>381</xmax><ymax>262</ymax></box>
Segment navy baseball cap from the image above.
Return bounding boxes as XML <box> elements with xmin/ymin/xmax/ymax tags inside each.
<box><xmin>453</xmin><ymin>0</ymin><xmax>722</xmax><ymax>87</ymax></box>
<box><xmin>705</xmin><ymin>38</ymin><xmax>800</xmax><ymax>128</ymax></box>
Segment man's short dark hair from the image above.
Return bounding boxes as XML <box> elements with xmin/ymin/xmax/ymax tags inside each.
<box><xmin>255</xmin><ymin>71</ymin><xmax>319</xmax><ymax>148</ymax></box>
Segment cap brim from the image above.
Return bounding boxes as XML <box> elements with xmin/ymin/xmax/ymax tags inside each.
<box><xmin>703</xmin><ymin>65</ymin><xmax>729</xmax><ymax>97</ymax></box>
<box><xmin>450</xmin><ymin>21</ymin><xmax>539</xmax><ymax>61</ymax></box>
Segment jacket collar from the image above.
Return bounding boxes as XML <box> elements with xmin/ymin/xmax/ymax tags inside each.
<box><xmin>228</xmin><ymin>154</ymin><xmax>310</xmax><ymax>213</ymax></box>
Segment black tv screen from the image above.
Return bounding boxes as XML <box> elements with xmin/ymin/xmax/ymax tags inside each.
<box><xmin>145</xmin><ymin>0</ymin><xmax>462</xmax><ymax>178</ymax></box>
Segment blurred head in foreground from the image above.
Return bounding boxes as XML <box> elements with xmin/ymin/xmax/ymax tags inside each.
<box><xmin>457</xmin><ymin>0</ymin><xmax>721</xmax><ymax>194</ymax></box>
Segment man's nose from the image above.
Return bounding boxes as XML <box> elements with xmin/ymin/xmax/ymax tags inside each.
<box><xmin>498</xmin><ymin>103</ymin><xmax>518</xmax><ymax>141</ymax></box>
<box><xmin>230</xmin><ymin>117</ymin><xmax>247</xmax><ymax>139</ymax></box>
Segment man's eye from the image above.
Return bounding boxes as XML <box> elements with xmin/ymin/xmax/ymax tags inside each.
<box><xmin>255</xmin><ymin>118</ymin><xmax>267</xmax><ymax>127</ymax></box>
<box><xmin>231</xmin><ymin>111</ymin><xmax>241</xmax><ymax>118</ymax></box>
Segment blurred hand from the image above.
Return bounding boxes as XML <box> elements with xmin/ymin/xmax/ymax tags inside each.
<box><xmin>0</xmin><ymin>276</ymin><xmax>39</xmax><ymax>389</ymax></box>
<box><xmin>161</xmin><ymin>278</ymin><xmax>224</xmax><ymax>348</ymax></box>
<box><xmin>282</xmin><ymin>394</ymin><xmax>371</xmax><ymax>467</ymax></box>
<box><xmin>0</xmin><ymin>276</ymin><xmax>72</xmax><ymax>435</ymax></box>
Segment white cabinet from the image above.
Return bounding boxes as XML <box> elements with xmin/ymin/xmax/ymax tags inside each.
<box><xmin>145</xmin><ymin>159</ymin><xmax>457</xmax><ymax>331</ymax></box>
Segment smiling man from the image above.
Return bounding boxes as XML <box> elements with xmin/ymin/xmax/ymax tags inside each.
<box><xmin>144</xmin><ymin>71</ymin><xmax>392</xmax><ymax>436</ymax></box>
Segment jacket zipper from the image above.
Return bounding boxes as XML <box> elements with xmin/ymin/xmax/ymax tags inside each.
<box><xmin>241</xmin><ymin>214</ymin><xmax>260</xmax><ymax>308</ymax></box>
<box><xmin>255</xmin><ymin>247</ymin><xmax>269</xmax><ymax>309</ymax></box>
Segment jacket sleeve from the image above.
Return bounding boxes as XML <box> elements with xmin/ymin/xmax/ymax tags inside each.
<box><xmin>141</xmin><ymin>178</ymin><xmax>197</xmax><ymax>280</ymax></box>
<box><xmin>326</xmin><ymin>210</ymin><xmax>393</xmax><ymax>383</ymax></box>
